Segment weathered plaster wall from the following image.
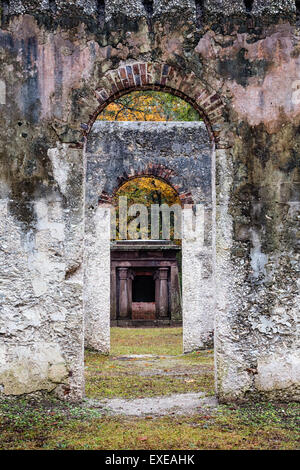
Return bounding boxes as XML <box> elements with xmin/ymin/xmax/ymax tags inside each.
<box><xmin>86</xmin><ymin>121</ymin><xmax>212</xmax><ymax>205</ymax></box>
<box><xmin>84</xmin><ymin>205</ymin><xmax>110</xmax><ymax>353</ymax></box>
<box><xmin>0</xmin><ymin>143</ymin><xmax>84</xmax><ymax>400</ymax></box>
<box><xmin>85</xmin><ymin>121</ymin><xmax>213</xmax><ymax>352</ymax></box>
<box><xmin>182</xmin><ymin>204</ymin><xmax>213</xmax><ymax>352</ymax></box>
<box><xmin>0</xmin><ymin>0</ymin><xmax>299</xmax><ymax>401</ymax></box>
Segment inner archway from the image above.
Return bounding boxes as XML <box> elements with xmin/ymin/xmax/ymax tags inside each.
<box><xmin>111</xmin><ymin>176</ymin><xmax>182</xmax><ymax>328</ymax></box>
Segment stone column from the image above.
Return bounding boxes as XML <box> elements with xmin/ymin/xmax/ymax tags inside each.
<box><xmin>119</xmin><ymin>267</ymin><xmax>129</xmax><ymax>318</ymax></box>
<box><xmin>110</xmin><ymin>267</ymin><xmax>117</xmax><ymax>321</ymax></box>
<box><xmin>158</xmin><ymin>268</ymin><xmax>169</xmax><ymax>317</ymax></box>
<box><xmin>128</xmin><ymin>271</ymin><xmax>134</xmax><ymax>316</ymax></box>
<box><xmin>154</xmin><ymin>270</ymin><xmax>160</xmax><ymax>318</ymax></box>
<box><xmin>84</xmin><ymin>205</ymin><xmax>111</xmax><ymax>354</ymax></box>
<box><xmin>170</xmin><ymin>263</ymin><xmax>182</xmax><ymax>321</ymax></box>
<box><xmin>182</xmin><ymin>204</ymin><xmax>213</xmax><ymax>352</ymax></box>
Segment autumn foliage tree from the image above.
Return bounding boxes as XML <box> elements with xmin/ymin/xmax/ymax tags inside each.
<box><xmin>98</xmin><ymin>91</ymin><xmax>201</xmax><ymax>121</ymax></box>
<box><xmin>113</xmin><ymin>177</ymin><xmax>181</xmax><ymax>243</ymax></box>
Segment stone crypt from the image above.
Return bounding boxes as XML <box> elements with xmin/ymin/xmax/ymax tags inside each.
<box><xmin>110</xmin><ymin>240</ymin><xmax>182</xmax><ymax>326</ymax></box>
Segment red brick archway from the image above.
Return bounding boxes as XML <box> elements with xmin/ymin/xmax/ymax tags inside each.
<box><xmin>80</xmin><ymin>62</ymin><xmax>228</xmax><ymax>147</ymax></box>
<box><xmin>98</xmin><ymin>164</ymin><xmax>194</xmax><ymax>206</ymax></box>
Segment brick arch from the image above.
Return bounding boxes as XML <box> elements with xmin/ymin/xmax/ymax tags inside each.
<box><xmin>82</xmin><ymin>62</ymin><xmax>229</xmax><ymax>147</ymax></box>
<box><xmin>98</xmin><ymin>163</ymin><xmax>194</xmax><ymax>207</ymax></box>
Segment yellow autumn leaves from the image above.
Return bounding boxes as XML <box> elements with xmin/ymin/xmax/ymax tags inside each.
<box><xmin>113</xmin><ymin>177</ymin><xmax>181</xmax><ymax>243</ymax></box>
<box><xmin>98</xmin><ymin>91</ymin><xmax>201</xmax><ymax>122</ymax></box>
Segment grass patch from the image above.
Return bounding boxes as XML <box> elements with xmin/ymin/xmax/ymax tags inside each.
<box><xmin>85</xmin><ymin>349</ymin><xmax>215</xmax><ymax>399</ymax></box>
<box><xmin>85</xmin><ymin>372</ymin><xmax>214</xmax><ymax>399</ymax></box>
<box><xmin>41</xmin><ymin>410</ymin><xmax>300</xmax><ymax>450</ymax></box>
<box><xmin>110</xmin><ymin>327</ymin><xmax>183</xmax><ymax>356</ymax></box>
<box><xmin>0</xmin><ymin>398</ymin><xmax>299</xmax><ymax>450</ymax></box>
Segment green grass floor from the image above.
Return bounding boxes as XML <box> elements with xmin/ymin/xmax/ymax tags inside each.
<box><xmin>0</xmin><ymin>328</ymin><xmax>299</xmax><ymax>450</ymax></box>
<box><xmin>110</xmin><ymin>326</ymin><xmax>183</xmax><ymax>356</ymax></box>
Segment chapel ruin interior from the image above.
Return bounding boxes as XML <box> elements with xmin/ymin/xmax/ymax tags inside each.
<box><xmin>0</xmin><ymin>0</ymin><xmax>299</xmax><ymax>404</ymax></box>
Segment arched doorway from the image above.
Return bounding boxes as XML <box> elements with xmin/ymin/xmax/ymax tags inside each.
<box><xmin>84</xmin><ymin>87</ymin><xmax>214</xmax><ymax>355</ymax></box>
<box><xmin>78</xmin><ymin>61</ymin><xmax>233</xmax><ymax>401</ymax></box>
<box><xmin>111</xmin><ymin>176</ymin><xmax>182</xmax><ymax>327</ymax></box>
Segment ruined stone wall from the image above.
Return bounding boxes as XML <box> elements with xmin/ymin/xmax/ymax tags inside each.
<box><xmin>85</xmin><ymin>121</ymin><xmax>213</xmax><ymax>352</ymax></box>
<box><xmin>86</xmin><ymin>121</ymin><xmax>211</xmax><ymax>204</ymax></box>
<box><xmin>0</xmin><ymin>143</ymin><xmax>85</xmax><ymax>400</ymax></box>
<box><xmin>0</xmin><ymin>0</ymin><xmax>299</xmax><ymax>401</ymax></box>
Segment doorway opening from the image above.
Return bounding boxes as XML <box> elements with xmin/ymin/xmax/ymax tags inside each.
<box><xmin>84</xmin><ymin>87</ymin><xmax>213</xmax><ymax>362</ymax></box>
<box><xmin>131</xmin><ymin>271</ymin><xmax>156</xmax><ymax>320</ymax></box>
<box><xmin>110</xmin><ymin>175</ymin><xmax>182</xmax><ymax>327</ymax></box>
<box><xmin>84</xmin><ymin>85</ymin><xmax>215</xmax><ymax>411</ymax></box>
<box><xmin>132</xmin><ymin>273</ymin><xmax>155</xmax><ymax>303</ymax></box>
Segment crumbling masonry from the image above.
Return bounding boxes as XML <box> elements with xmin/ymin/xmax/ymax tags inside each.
<box><xmin>0</xmin><ymin>0</ymin><xmax>299</xmax><ymax>402</ymax></box>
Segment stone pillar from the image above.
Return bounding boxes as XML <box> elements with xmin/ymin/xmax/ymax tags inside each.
<box><xmin>182</xmin><ymin>204</ymin><xmax>213</xmax><ymax>352</ymax></box>
<box><xmin>0</xmin><ymin>144</ymin><xmax>85</xmax><ymax>401</ymax></box>
<box><xmin>170</xmin><ymin>263</ymin><xmax>182</xmax><ymax>321</ymax></box>
<box><xmin>158</xmin><ymin>268</ymin><xmax>169</xmax><ymax>317</ymax></box>
<box><xmin>128</xmin><ymin>271</ymin><xmax>134</xmax><ymax>316</ymax></box>
<box><xmin>154</xmin><ymin>271</ymin><xmax>160</xmax><ymax>318</ymax></box>
<box><xmin>110</xmin><ymin>267</ymin><xmax>117</xmax><ymax>321</ymax></box>
<box><xmin>84</xmin><ymin>205</ymin><xmax>111</xmax><ymax>354</ymax></box>
<box><xmin>118</xmin><ymin>267</ymin><xmax>129</xmax><ymax>318</ymax></box>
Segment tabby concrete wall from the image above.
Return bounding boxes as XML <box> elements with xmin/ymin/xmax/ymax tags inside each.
<box><xmin>84</xmin><ymin>205</ymin><xmax>110</xmax><ymax>353</ymax></box>
<box><xmin>0</xmin><ymin>0</ymin><xmax>299</xmax><ymax>401</ymax></box>
<box><xmin>0</xmin><ymin>143</ymin><xmax>85</xmax><ymax>400</ymax></box>
<box><xmin>85</xmin><ymin>121</ymin><xmax>213</xmax><ymax>352</ymax></box>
